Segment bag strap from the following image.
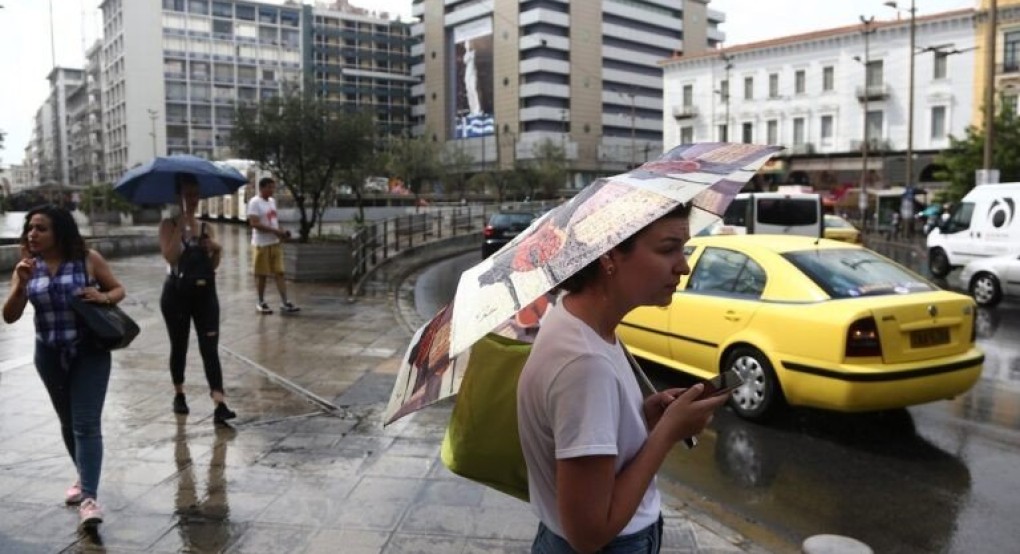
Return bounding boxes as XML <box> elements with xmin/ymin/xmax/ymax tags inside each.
<box><xmin>620</xmin><ymin>340</ymin><xmax>657</xmax><ymax>395</ymax></box>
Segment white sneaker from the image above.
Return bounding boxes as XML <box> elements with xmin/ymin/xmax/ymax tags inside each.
<box><xmin>79</xmin><ymin>498</ymin><xmax>103</xmax><ymax>529</ymax></box>
<box><xmin>256</xmin><ymin>302</ymin><xmax>273</xmax><ymax>314</ymax></box>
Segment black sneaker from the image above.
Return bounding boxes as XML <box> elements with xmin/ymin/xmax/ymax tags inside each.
<box><xmin>173</xmin><ymin>393</ymin><xmax>189</xmax><ymax>415</ymax></box>
<box><xmin>280</xmin><ymin>301</ymin><xmax>300</xmax><ymax>314</ymax></box>
<box><xmin>213</xmin><ymin>402</ymin><xmax>237</xmax><ymax>424</ymax></box>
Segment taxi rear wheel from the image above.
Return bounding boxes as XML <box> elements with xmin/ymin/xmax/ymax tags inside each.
<box><xmin>970</xmin><ymin>272</ymin><xmax>1002</xmax><ymax>307</ymax></box>
<box><xmin>725</xmin><ymin>347</ymin><xmax>784</xmax><ymax>421</ymax></box>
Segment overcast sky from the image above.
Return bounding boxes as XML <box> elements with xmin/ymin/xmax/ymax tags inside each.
<box><xmin>0</xmin><ymin>0</ymin><xmax>974</xmax><ymax>167</ymax></box>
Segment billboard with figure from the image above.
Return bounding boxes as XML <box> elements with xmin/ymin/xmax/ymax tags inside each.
<box><xmin>453</xmin><ymin>18</ymin><xmax>494</xmax><ymax>138</ymax></box>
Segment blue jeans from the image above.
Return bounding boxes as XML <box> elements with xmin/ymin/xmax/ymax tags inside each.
<box><xmin>532</xmin><ymin>515</ymin><xmax>663</xmax><ymax>553</ymax></box>
<box><xmin>34</xmin><ymin>341</ymin><xmax>111</xmax><ymax>500</ymax></box>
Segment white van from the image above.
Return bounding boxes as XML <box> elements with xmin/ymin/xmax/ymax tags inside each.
<box><xmin>926</xmin><ymin>183</ymin><xmax>1020</xmax><ymax>277</ymax></box>
<box><xmin>710</xmin><ymin>192</ymin><xmax>824</xmax><ymax>237</ymax></box>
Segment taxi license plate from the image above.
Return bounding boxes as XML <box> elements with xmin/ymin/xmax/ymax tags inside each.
<box><xmin>911</xmin><ymin>327</ymin><xmax>949</xmax><ymax>348</ymax></box>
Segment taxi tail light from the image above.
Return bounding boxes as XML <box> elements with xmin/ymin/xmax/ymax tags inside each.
<box><xmin>846</xmin><ymin>317</ymin><xmax>882</xmax><ymax>357</ymax></box>
<box><xmin>483</xmin><ymin>225</ymin><xmax>495</xmax><ymax>238</ymax></box>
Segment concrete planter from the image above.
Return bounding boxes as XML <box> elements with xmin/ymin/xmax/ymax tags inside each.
<box><xmin>283</xmin><ymin>240</ymin><xmax>353</xmax><ymax>282</ymax></box>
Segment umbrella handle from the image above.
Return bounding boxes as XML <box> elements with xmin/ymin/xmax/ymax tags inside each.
<box><xmin>621</xmin><ymin>341</ymin><xmax>697</xmax><ymax>449</ymax></box>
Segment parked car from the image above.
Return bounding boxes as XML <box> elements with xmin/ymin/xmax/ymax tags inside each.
<box><xmin>618</xmin><ymin>235</ymin><xmax>983</xmax><ymax>421</ymax></box>
<box><xmin>481</xmin><ymin>211</ymin><xmax>535</xmax><ymax>258</ymax></box>
<box><xmin>959</xmin><ymin>253</ymin><xmax>1020</xmax><ymax>307</ymax></box>
<box><xmin>822</xmin><ymin>214</ymin><xmax>863</xmax><ymax>244</ymax></box>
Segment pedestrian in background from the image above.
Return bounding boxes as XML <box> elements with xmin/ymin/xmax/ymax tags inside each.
<box><xmin>246</xmin><ymin>177</ymin><xmax>299</xmax><ymax>315</ymax></box>
<box><xmin>516</xmin><ymin>203</ymin><xmax>730</xmax><ymax>553</ymax></box>
<box><xmin>158</xmin><ymin>173</ymin><xmax>236</xmax><ymax>424</ymax></box>
<box><xmin>2</xmin><ymin>205</ymin><xmax>126</xmax><ymax>529</ymax></box>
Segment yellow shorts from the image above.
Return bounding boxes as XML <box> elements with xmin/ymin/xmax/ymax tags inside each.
<box><xmin>252</xmin><ymin>243</ymin><xmax>284</xmax><ymax>276</ymax></box>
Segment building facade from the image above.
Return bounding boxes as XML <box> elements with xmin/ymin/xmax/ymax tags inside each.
<box><xmin>308</xmin><ymin>1</ymin><xmax>414</xmax><ymax>136</ymax></box>
<box><xmin>98</xmin><ymin>0</ymin><xmax>305</xmax><ymax>179</ymax></box>
<box><xmin>67</xmin><ymin>41</ymin><xmax>106</xmax><ymax>187</ymax></box>
<box><xmin>408</xmin><ymin>0</ymin><xmax>724</xmax><ymax>189</ymax></box>
<box><xmin>663</xmin><ymin>9</ymin><xmax>976</xmax><ymax>193</ymax></box>
<box><xmin>973</xmin><ymin>0</ymin><xmax>1020</xmax><ymax>126</ymax></box>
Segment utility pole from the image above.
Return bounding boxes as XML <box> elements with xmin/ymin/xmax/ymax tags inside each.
<box><xmin>720</xmin><ymin>52</ymin><xmax>733</xmax><ymax>142</ymax></box>
<box><xmin>856</xmin><ymin>16</ymin><xmax>876</xmax><ymax>231</ymax></box>
<box><xmin>983</xmin><ymin>0</ymin><xmax>998</xmax><ymax>173</ymax></box>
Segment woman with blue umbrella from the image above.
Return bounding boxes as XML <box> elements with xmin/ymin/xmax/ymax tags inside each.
<box><xmin>157</xmin><ymin>173</ymin><xmax>237</xmax><ymax>424</ymax></box>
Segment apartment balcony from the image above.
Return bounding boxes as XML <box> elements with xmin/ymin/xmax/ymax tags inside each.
<box><xmin>850</xmin><ymin>138</ymin><xmax>893</xmax><ymax>151</ymax></box>
<box><xmin>855</xmin><ymin>84</ymin><xmax>891</xmax><ymax>102</ymax></box>
<box><xmin>996</xmin><ymin>62</ymin><xmax>1020</xmax><ymax>74</ymax></box>
<box><xmin>671</xmin><ymin>105</ymin><xmax>698</xmax><ymax>120</ymax></box>
<box><xmin>788</xmin><ymin>143</ymin><xmax>815</xmax><ymax>155</ymax></box>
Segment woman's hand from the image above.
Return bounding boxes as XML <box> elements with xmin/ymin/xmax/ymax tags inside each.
<box><xmin>654</xmin><ymin>384</ymin><xmax>731</xmax><ymax>444</ymax></box>
<box><xmin>643</xmin><ymin>387</ymin><xmax>685</xmax><ymax>430</ymax></box>
<box><xmin>77</xmin><ymin>286</ymin><xmax>111</xmax><ymax>304</ymax></box>
<box><xmin>12</xmin><ymin>257</ymin><xmax>35</xmax><ymax>291</ymax></box>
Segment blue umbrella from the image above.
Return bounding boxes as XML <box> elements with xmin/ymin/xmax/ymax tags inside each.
<box><xmin>113</xmin><ymin>155</ymin><xmax>248</xmax><ymax>205</ymax></box>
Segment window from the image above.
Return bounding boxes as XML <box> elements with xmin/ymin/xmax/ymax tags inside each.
<box><xmin>211</xmin><ymin>1</ymin><xmax>232</xmax><ymax>18</ymax></box>
<box><xmin>767</xmin><ymin>119</ymin><xmax>778</xmax><ymax>144</ymax></box>
<box><xmin>866</xmin><ymin>60</ymin><xmax>884</xmax><ymax>88</ymax></box>
<box><xmin>688</xmin><ymin>247</ymin><xmax>766</xmax><ymax>298</ymax></box>
<box><xmin>794</xmin><ymin>69</ymin><xmax>805</xmax><ymax>94</ymax></box>
<box><xmin>1005</xmin><ymin>30</ymin><xmax>1020</xmax><ymax>71</ymax></box>
<box><xmin>680</xmin><ymin>126</ymin><xmax>694</xmax><ymax>144</ymax></box>
<box><xmin>866</xmin><ymin>110</ymin><xmax>884</xmax><ymax>143</ymax></box>
<box><xmin>768</xmin><ymin>73</ymin><xmax>779</xmax><ymax>98</ymax></box>
<box><xmin>163</xmin><ymin>0</ymin><xmax>185</xmax><ymax>11</ymax></box>
<box><xmin>820</xmin><ymin>115</ymin><xmax>834</xmax><ymax>140</ymax></box>
<box><xmin>931</xmin><ymin>106</ymin><xmax>947</xmax><ymax>139</ymax></box>
<box><xmin>236</xmin><ymin>5</ymin><xmax>255</xmax><ymax>20</ymax></box>
<box><xmin>682</xmin><ymin>84</ymin><xmax>693</xmax><ymax>107</ymax></box>
<box><xmin>718</xmin><ymin>124</ymin><xmax>728</xmax><ymax>142</ymax></box>
<box><xmin>719</xmin><ymin>79</ymin><xmax>729</xmax><ymax>102</ymax></box>
<box><xmin>793</xmin><ymin>117</ymin><xmax>805</xmax><ymax>145</ymax></box>
<box><xmin>188</xmin><ymin>0</ymin><xmax>208</xmax><ymax>15</ymax></box>
<box><xmin>262</xmin><ymin>69</ymin><xmax>275</xmax><ymax>81</ymax></box>
<box><xmin>933</xmin><ymin>52</ymin><xmax>948</xmax><ymax>79</ymax></box>
<box><xmin>743</xmin><ymin>76</ymin><xmax>753</xmax><ymax>100</ymax></box>
<box><xmin>822</xmin><ymin>66</ymin><xmax>834</xmax><ymax>91</ymax></box>
<box><xmin>742</xmin><ymin>122</ymin><xmax>753</xmax><ymax>143</ymax></box>
<box><xmin>212</xmin><ymin>20</ymin><xmax>232</xmax><ymax>36</ymax></box>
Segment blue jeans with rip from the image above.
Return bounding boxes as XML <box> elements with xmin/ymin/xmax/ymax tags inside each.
<box><xmin>532</xmin><ymin>515</ymin><xmax>663</xmax><ymax>553</ymax></box>
<box><xmin>34</xmin><ymin>341</ymin><xmax>111</xmax><ymax>500</ymax></box>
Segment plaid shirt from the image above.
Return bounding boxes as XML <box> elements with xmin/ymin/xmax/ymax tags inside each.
<box><xmin>27</xmin><ymin>257</ymin><xmax>87</xmax><ymax>348</ymax></box>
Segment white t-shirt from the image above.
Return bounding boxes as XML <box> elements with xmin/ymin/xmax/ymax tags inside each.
<box><xmin>247</xmin><ymin>196</ymin><xmax>279</xmax><ymax>247</ymax></box>
<box><xmin>517</xmin><ymin>299</ymin><xmax>661</xmax><ymax>539</ymax></box>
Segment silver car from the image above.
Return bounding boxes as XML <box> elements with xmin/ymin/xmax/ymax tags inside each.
<box><xmin>959</xmin><ymin>253</ymin><xmax>1020</xmax><ymax>307</ymax></box>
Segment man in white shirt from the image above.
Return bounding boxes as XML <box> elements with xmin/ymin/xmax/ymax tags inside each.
<box><xmin>246</xmin><ymin>177</ymin><xmax>299</xmax><ymax>314</ymax></box>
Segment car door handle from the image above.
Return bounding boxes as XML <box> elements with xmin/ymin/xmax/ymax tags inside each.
<box><xmin>724</xmin><ymin>311</ymin><xmax>741</xmax><ymax>322</ymax></box>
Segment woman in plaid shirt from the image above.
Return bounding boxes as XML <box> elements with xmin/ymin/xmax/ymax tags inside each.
<box><xmin>3</xmin><ymin>205</ymin><xmax>126</xmax><ymax>530</ymax></box>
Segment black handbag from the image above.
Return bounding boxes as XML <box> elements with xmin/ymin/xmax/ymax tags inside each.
<box><xmin>69</xmin><ymin>295</ymin><xmax>140</xmax><ymax>351</ymax></box>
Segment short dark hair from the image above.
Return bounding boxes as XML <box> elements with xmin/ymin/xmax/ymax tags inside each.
<box><xmin>21</xmin><ymin>205</ymin><xmax>89</xmax><ymax>261</ymax></box>
<box><xmin>175</xmin><ymin>172</ymin><xmax>199</xmax><ymax>194</ymax></box>
<box><xmin>258</xmin><ymin>177</ymin><xmax>276</xmax><ymax>190</ymax></box>
<box><xmin>557</xmin><ymin>202</ymin><xmax>691</xmax><ymax>294</ymax></box>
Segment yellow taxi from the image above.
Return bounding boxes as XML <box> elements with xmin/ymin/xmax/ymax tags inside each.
<box><xmin>619</xmin><ymin>235</ymin><xmax>983</xmax><ymax>421</ymax></box>
<box><xmin>823</xmin><ymin>214</ymin><xmax>863</xmax><ymax>243</ymax></box>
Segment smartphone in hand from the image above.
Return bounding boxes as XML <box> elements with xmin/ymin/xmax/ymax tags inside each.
<box><xmin>698</xmin><ymin>369</ymin><xmax>744</xmax><ymax>399</ymax></box>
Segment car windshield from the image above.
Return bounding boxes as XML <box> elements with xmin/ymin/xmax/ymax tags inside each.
<box><xmin>490</xmin><ymin>213</ymin><xmax>534</xmax><ymax>228</ymax></box>
<box><xmin>784</xmin><ymin>249</ymin><xmax>936</xmax><ymax>298</ymax></box>
<box><xmin>825</xmin><ymin>216</ymin><xmax>854</xmax><ymax>229</ymax></box>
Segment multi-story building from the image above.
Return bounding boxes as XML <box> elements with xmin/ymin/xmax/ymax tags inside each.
<box><xmin>973</xmin><ymin>0</ymin><xmax>1020</xmax><ymax>125</ymax></box>
<box><xmin>663</xmin><ymin>8</ymin><xmax>976</xmax><ymax>193</ymax></box>
<box><xmin>67</xmin><ymin>41</ymin><xmax>106</xmax><ymax>187</ymax></box>
<box><xmin>409</xmin><ymin>0</ymin><xmax>724</xmax><ymax>189</ymax></box>
<box><xmin>99</xmin><ymin>0</ymin><xmax>305</xmax><ymax>179</ymax></box>
<box><xmin>38</xmin><ymin>67</ymin><xmax>85</xmax><ymax>189</ymax></box>
<box><xmin>308</xmin><ymin>1</ymin><xmax>414</xmax><ymax>136</ymax></box>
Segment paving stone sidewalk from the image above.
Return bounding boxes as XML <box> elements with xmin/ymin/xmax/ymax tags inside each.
<box><xmin>0</xmin><ymin>224</ymin><xmax>774</xmax><ymax>553</ymax></box>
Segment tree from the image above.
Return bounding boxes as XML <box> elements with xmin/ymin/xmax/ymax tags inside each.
<box><xmin>232</xmin><ymin>86</ymin><xmax>375</xmax><ymax>242</ymax></box>
<box><xmin>523</xmin><ymin>138</ymin><xmax>567</xmax><ymax>199</ymax></box>
<box><xmin>935</xmin><ymin>95</ymin><xmax>1020</xmax><ymax>202</ymax></box>
<box><xmin>387</xmin><ymin>134</ymin><xmax>442</xmax><ymax>206</ymax></box>
<box><xmin>442</xmin><ymin>145</ymin><xmax>475</xmax><ymax>200</ymax></box>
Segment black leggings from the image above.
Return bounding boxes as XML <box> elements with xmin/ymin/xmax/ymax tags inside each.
<box><xmin>160</xmin><ymin>277</ymin><xmax>224</xmax><ymax>394</ymax></box>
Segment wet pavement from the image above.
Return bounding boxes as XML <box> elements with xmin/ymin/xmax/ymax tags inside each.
<box><xmin>0</xmin><ymin>223</ymin><xmax>766</xmax><ymax>553</ymax></box>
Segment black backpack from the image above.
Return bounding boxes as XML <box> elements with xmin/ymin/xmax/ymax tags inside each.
<box><xmin>175</xmin><ymin>222</ymin><xmax>215</xmax><ymax>287</ymax></box>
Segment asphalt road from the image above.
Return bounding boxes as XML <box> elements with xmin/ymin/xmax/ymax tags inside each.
<box><xmin>415</xmin><ymin>250</ymin><xmax>1020</xmax><ymax>554</ymax></box>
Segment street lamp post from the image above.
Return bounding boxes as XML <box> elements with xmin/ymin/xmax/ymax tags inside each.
<box><xmin>147</xmin><ymin>109</ymin><xmax>158</xmax><ymax>157</ymax></box>
<box><xmin>886</xmin><ymin>0</ymin><xmax>916</xmax><ymax>235</ymax></box>
<box><xmin>719</xmin><ymin>52</ymin><xmax>733</xmax><ymax>142</ymax></box>
<box><xmin>855</xmin><ymin>16</ymin><xmax>877</xmax><ymax>231</ymax></box>
<box><xmin>983</xmin><ymin>0</ymin><xmax>998</xmax><ymax>172</ymax></box>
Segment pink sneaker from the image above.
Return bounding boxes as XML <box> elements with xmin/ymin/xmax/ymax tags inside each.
<box><xmin>79</xmin><ymin>498</ymin><xmax>103</xmax><ymax>528</ymax></box>
<box><xmin>65</xmin><ymin>481</ymin><xmax>83</xmax><ymax>505</ymax></box>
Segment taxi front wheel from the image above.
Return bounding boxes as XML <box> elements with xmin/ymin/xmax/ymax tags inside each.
<box><xmin>725</xmin><ymin>346</ymin><xmax>785</xmax><ymax>421</ymax></box>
